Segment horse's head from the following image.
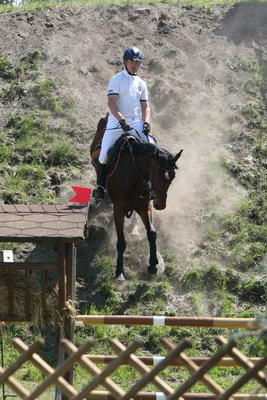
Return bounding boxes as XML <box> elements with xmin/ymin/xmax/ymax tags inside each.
<box><xmin>150</xmin><ymin>148</ymin><xmax>183</xmax><ymax>210</ymax></box>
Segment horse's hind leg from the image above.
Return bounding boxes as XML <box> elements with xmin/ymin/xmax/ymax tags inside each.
<box><xmin>114</xmin><ymin>206</ymin><xmax>126</xmax><ymax>280</ymax></box>
<box><xmin>136</xmin><ymin>207</ymin><xmax>158</xmax><ymax>274</ymax></box>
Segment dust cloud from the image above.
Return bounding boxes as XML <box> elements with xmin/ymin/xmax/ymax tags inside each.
<box><xmin>152</xmin><ymin>1</ymin><xmax>267</xmax><ymax>260</ymax></box>
<box><xmin>150</xmin><ymin>56</ymin><xmax>245</xmax><ymax>261</ymax></box>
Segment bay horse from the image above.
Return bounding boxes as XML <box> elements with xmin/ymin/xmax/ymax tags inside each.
<box><xmin>91</xmin><ymin>114</ymin><xmax>183</xmax><ymax>280</ymax></box>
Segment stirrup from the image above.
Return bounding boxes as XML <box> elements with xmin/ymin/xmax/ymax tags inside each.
<box><xmin>92</xmin><ymin>185</ymin><xmax>105</xmax><ymax>200</ymax></box>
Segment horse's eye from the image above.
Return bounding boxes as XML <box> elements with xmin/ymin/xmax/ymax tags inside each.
<box><xmin>164</xmin><ymin>170</ymin><xmax>175</xmax><ymax>181</ymax></box>
<box><xmin>165</xmin><ymin>171</ymin><xmax>171</xmax><ymax>181</ymax></box>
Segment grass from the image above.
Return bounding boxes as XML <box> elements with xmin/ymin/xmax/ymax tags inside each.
<box><xmin>46</xmin><ymin>141</ymin><xmax>80</xmax><ymax>167</ymax></box>
<box><xmin>0</xmin><ymin>56</ymin><xmax>16</xmax><ymax>80</ymax></box>
<box><xmin>0</xmin><ymin>83</ymin><xmax>25</xmax><ymax>102</ymax></box>
<box><xmin>0</xmin><ymin>51</ymin><xmax>85</xmax><ymax>204</ymax></box>
<box><xmin>0</xmin><ymin>0</ymin><xmax>254</xmax><ymax>14</ymax></box>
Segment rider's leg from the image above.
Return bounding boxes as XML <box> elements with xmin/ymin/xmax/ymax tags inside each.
<box><xmin>92</xmin><ymin>160</ymin><xmax>106</xmax><ymax>200</ymax></box>
<box><xmin>99</xmin><ymin>128</ymin><xmax>122</xmax><ymax>163</ymax></box>
<box><xmin>93</xmin><ymin>128</ymin><xmax>123</xmax><ymax>200</ymax></box>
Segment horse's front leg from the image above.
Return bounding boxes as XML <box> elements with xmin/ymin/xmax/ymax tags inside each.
<box><xmin>114</xmin><ymin>205</ymin><xmax>126</xmax><ymax>280</ymax></box>
<box><xmin>136</xmin><ymin>206</ymin><xmax>158</xmax><ymax>274</ymax></box>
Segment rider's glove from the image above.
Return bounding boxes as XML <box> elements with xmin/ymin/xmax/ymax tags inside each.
<box><xmin>119</xmin><ymin>119</ymin><xmax>132</xmax><ymax>133</ymax></box>
<box><xmin>143</xmin><ymin>122</ymin><xmax>151</xmax><ymax>135</ymax></box>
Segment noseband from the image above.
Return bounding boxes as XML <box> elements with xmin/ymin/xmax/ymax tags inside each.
<box><xmin>150</xmin><ymin>163</ymin><xmax>174</xmax><ymax>201</ymax></box>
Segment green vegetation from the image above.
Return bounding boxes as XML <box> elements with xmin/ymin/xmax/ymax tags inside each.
<box><xmin>0</xmin><ymin>56</ymin><xmax>17</xmax><ymax>80</ymax></box>
<box><xmin>0</xmin><ymin>53</ymin><xmax>84</xmax><ymax>204</ymax></box>
<box><xmin>0</xmin><ymin>0</ymin><xmax>253</xmax><ymax>14</ymax></box>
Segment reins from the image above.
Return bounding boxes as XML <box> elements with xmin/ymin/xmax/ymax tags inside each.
<box><xmin>125</xmin><ymin>139</ymin><xmax>173</xmax><ymax>218</ymax></box>
<box><xmin>126</xmin><ymin>139</ymin><xmax>152</xmax><ymax>218</ymax></box>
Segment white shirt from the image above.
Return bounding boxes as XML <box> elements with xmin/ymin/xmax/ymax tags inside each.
<box><xmin>106</xmin><ymin>69</ymin><xmax>149</xmax><ymax>129</ymax></box>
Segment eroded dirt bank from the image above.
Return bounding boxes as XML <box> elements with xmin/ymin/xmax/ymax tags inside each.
<box><xmin>0</xmin><ymin>1</ymin><xmax>266</xmax><ymax>311</ymax></box>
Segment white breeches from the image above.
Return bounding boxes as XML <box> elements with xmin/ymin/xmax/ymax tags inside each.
<box><xmin>98</xmin><ymin>121</ymin><xmax>155</xmax><ymax>164</ymax></box>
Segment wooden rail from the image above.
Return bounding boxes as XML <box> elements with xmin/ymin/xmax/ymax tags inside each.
<box><xmin>85</xmin><ymin>355</ymin><xmax>262</xmax><ymax>367</ymax></box>
<box><xmin>0</xmin><ymin>262</ymin><xmax>58</xmax><ymax>270</ymax></box>
<box><xmin>76</xmin><ymin>315</ymin><xmax>257</xmax><ymax>329</ymax></box>
<box><xmin>68</xmin><ymin>394</ymin><xmax>267</xmax><ymax>400</ymax></box>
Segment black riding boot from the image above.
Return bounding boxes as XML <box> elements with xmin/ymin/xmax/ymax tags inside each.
<box><xmin>93</xmin><ymin>162</ymin><xmax>106</xmax><ymax>200</ymax></box>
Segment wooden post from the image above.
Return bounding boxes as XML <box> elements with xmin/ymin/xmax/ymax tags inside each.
<box><xmin>57</xmin><ymin>242</ymin><xmax>67</xmax><ymax>318</ymax></box>
<box><xmin>63</xmin><ymin>242</ymin><xmax>76</xmax><ymax>394</ymax></box>
<box><xmin>56</xmin><ymin>241</ymin><xmax>67</xmax><ymax>400</ymax></box>
<box><xmin>56</xmin><ymin>242</ymin><xmax>76</xmax><ymax>400</ymax></box>
<box><xmin>65</xmin><ymin>242</ymin><xmax>76</xmax><ymax>342</ymax></box>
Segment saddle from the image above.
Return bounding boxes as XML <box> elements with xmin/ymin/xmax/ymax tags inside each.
<box><xmin>105</xmin><ymin>134</ymin><xmax>139</xmax><ymax>177</ymax></box>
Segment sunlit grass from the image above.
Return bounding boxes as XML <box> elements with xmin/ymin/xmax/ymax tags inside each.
<box><xmin>0</xmin><ymin>0</ymin><xmax>253</xmax><ymax>14</ymax></box>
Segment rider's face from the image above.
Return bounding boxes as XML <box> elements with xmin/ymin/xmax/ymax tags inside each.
<box><xmin>125</xmin><ymin>59</ymin><xmax>141</xmax><ymax>74</ymax></box>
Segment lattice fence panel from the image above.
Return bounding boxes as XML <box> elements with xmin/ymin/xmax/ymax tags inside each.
<box><xmin>1</xmin><ymin>336</ymin><xmax>267</xmax><ymax>399</ymax></box>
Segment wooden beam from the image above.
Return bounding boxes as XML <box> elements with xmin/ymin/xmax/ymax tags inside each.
<box><xmin>57</xmin><ymin>242</ymin><xmax>67</xmax><ymax>316</ymax></box>
<box><xmin>0</xmin><ymin>316</ymin><xmax>30</xmax><ymax>322</ymax></box>
<box><xmin>64</xmin><ymin>242</ymin><xmax>76</xmax><ymax>394</ymax></box>
<box><xmin>76</xmin><ymin>315</ymin><xmax>257</xmax><ymax>329</ymax></box>
<box><xmin>84</xmin><ymin>355</ymin><xmax>262</xmax><ymax>367</ymax></box>
<box><xmin>0</xmin><ymin>262</ymin><xmax>57</xmax><ymax>270</ymax></box>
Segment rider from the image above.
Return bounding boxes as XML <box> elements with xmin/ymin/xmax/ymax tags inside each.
<box><xmin>93</xmin><ymin>46</ymin><xmax>153</xmax><ymax>200</ymax></box>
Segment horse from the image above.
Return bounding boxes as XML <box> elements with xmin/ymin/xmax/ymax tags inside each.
<box><xmin>91</xmin><ymin>115</ymin><xmax>183</xmax><ymax>280</ymax></box>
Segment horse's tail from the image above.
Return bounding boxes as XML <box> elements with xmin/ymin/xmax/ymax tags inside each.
<box><xmin>90</xmin><ymin>112</ymin><xmax>109</xmax><ymax>160</ymax></box>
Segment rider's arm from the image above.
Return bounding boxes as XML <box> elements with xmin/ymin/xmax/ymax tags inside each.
<box><xmin>108</xmin><ymin>94</ymin><xmax>124</xmax><ymax>121</ymax></box>
<box><xmin>141</xmin><ymin>100</ymin><xmax>151</xmax><ymax>124</ymax></box>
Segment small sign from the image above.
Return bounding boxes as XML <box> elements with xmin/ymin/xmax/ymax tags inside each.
<box><xmin>0</xmin><ymin>250</ymin><xmax>13</xmax><ymax>262</ymax></box>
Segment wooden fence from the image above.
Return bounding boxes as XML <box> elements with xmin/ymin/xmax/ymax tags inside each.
<box><xmin>1</xmin><ymin>334</ymin><xmax>267</xmax><ymax>399</ymax></box>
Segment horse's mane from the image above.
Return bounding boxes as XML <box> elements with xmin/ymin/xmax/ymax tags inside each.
<box><xmin>130</xmin><ymin>141</ymin><xmax>176</xmax><ymax>170</ymax></box>
<box><xmin>130</xmin><ymin>141</ymin><xmax>158</xmax><ymax>156</ymax></box>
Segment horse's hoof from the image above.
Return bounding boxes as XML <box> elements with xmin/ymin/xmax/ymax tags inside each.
<box><xmin>116</xmin><ymin>272</ymin><xmax>126</xmax><ymax>281</ymax></box>
<box><xmin>147</xmin><ymin>266</ymin><xmax>158</xmax><ymax>275</ymax></box>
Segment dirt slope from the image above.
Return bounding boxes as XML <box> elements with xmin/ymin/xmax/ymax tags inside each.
<box><xmin>0</xmin><ymin>0</ymin><xmax>266</xmax><ymax>281</ymax></box>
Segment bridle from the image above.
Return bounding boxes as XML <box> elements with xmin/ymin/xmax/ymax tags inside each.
<box><xmin>149</xmin><ymin>163</ymin><xmax>175</xmax><ymax>201</ymax></box>
<box><xmin>127</xmin><ymin>139</ymin><xmax>175</xmax><ymax>201</ymax></box>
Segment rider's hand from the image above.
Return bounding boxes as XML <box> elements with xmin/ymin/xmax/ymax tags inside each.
<box><xmin>119</xmin><ymin>119</ymin><xmax>132</xmax><ymax>133</ymax></box>
<box><xmin>143</xmin><ymin>122</ymin><xmax>151</xmax><ymax>135</ymax></box>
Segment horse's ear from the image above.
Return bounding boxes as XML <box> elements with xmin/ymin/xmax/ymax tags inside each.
<box><xmin>174</xmin><ymin>149</ymin><xmax>183</xmax><ymax>162</ymax></box>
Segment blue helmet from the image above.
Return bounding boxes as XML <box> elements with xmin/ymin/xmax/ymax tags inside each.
<box><xmin>123</xmin><ymin>47</ymin><xmax>144</xmax><ymax>62</ymax></box>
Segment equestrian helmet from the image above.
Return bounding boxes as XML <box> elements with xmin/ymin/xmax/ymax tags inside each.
<box><xmin>123</xmin><ymin>47</ymin><xmax>144</xmax><ymax>62</ymax></box>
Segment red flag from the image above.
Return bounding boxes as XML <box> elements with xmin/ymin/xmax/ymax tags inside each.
<box><xmin>68</xmin><ymin>186</ymin><xmax>92</xmax><ymax>205</ymax></box>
